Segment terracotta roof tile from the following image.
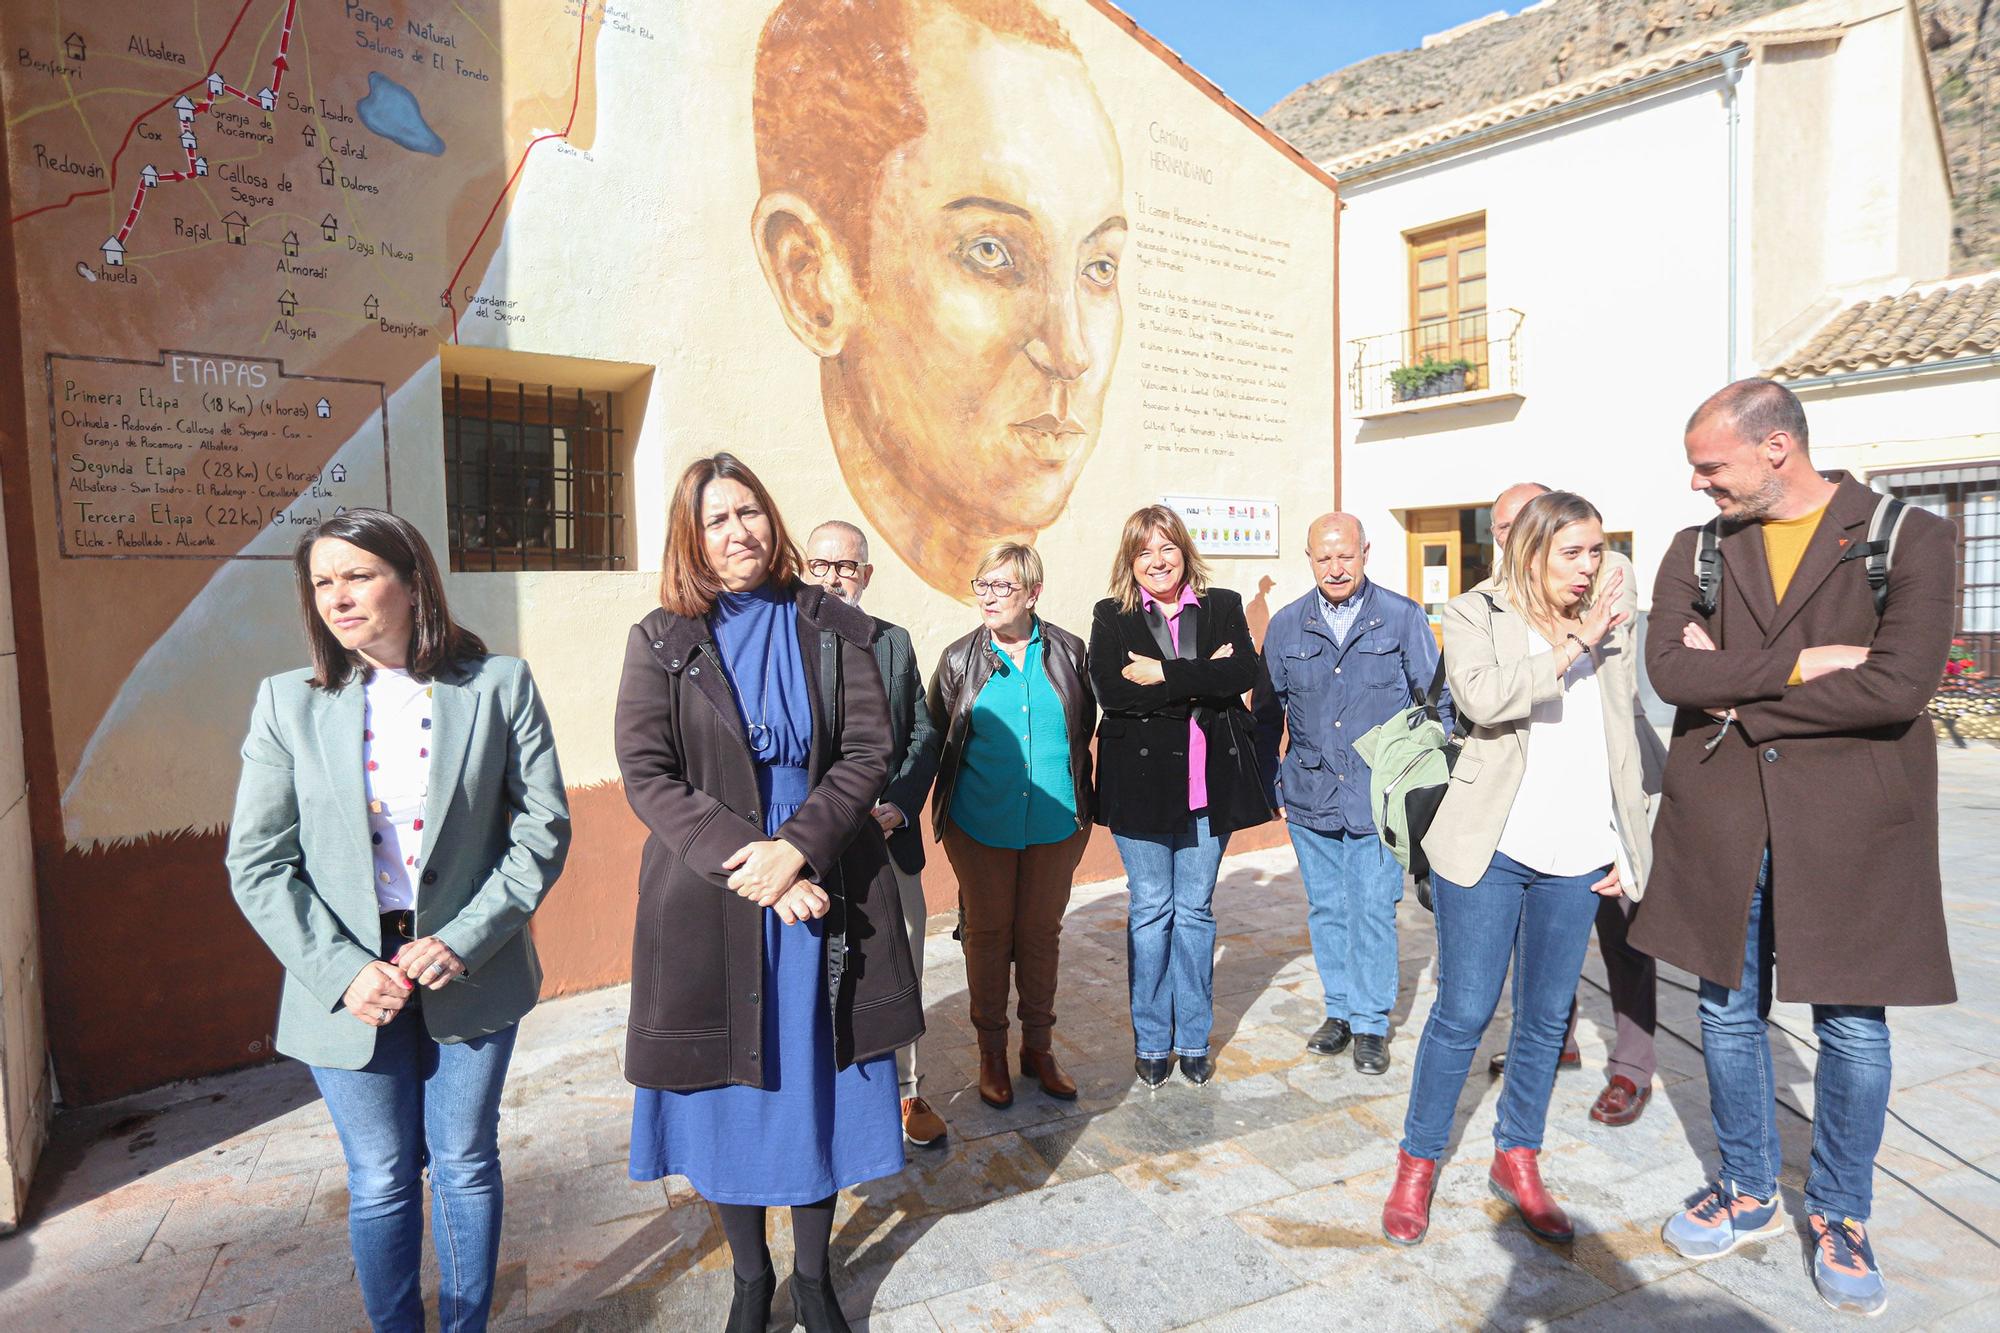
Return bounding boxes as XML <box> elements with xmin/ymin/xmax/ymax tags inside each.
<box><xmin>1770</xmin><ymin>275</ymin><xmax>2000</xmax><ymax>378</ymax></box>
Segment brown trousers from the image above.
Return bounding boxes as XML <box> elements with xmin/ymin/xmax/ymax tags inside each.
<box><xmin>942</xmin><ymin>824</ymin><xmax>1090</xmax><ymax>1054</ymax></box>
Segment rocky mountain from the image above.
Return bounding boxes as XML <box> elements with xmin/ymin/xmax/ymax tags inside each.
<box><xmin>1263</xmin><ymin>0</ymin><xmax>1997</xmax><ymax>275</ymax></box>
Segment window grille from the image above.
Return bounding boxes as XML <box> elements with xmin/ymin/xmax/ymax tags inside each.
<box><xmin>443</xmin><ymin>376</ymin><xmax>625</xmax><ymax>572</ymax></box>
<box><xmin>1874</xmin><ymin>462</ymin><xmax>1999</xmax><ymax>675</ymax></box>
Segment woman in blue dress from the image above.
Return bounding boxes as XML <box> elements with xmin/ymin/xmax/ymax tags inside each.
<box><xmin>615</xmin><ymin>453</ymin><xmax>923</xmax><ymax>1333</ymax></box>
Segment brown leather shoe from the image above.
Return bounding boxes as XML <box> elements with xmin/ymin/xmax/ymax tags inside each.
<box><xmin>1489</xmin><ymin>1147</ymin><xmax>1573</xmax><ymax>1242</ymax></box>
<box><xmin>1019</xmin><ymin>1048</ymin><xmax>1078</xmax><ymax>1100</ymax></box>
<box><xmin>1588</xmin><ymin>1075</ymin><xmax>1651</xmax><ymax>1127</ymax></box>
<box><xmin>977</xmin><ymin>1049</ymin><xmax>1013</xmax><ymax>1108</ymax></box>
<box><xmin>901</xmin><ymin>1096</ymin><xmax>948</xmax><ymax>1147</ymax></box>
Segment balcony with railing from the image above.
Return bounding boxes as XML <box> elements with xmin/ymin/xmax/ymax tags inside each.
<box><xmin>1347</xmin><ymin>309</ymin><xmax>1525</xmax><ymax>418</ymax></box>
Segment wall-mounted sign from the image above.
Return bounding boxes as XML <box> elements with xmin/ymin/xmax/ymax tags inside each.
<box><xmin>1160</xmin><ymin>495</ymin><xmax>1279</xmax><ymax>557</ymax></box>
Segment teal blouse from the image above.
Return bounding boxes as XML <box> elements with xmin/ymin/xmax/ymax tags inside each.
<box><xmin>948</xmin><ymin>620</ymin><xmax>1078</xmax><ymax>849</ymax></box>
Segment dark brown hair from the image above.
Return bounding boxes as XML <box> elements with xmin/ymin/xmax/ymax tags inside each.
<box><xmin>659</xmin><ymin>453</ymin><xmax>803</xmax><ymax>617</ymax></box>
<box><xmin>294</xmin><ymin>508</ymin><xmax>486</xmax><ymax>689</ymax></box>
<box><xmin>1107</xmin><ymin>505</ymin><xmax>1211</xmax><ymax>614</ymax></box>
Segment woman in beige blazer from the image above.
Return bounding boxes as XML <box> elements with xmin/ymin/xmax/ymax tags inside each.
<box><xmin>1381</xmin><ymin>492</ymin><xmax>1652</xmax><ymax>1250</ymax></box>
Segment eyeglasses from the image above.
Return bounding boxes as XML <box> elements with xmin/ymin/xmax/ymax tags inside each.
<box><xmin>970</xmin><ymin>578</ymin><xmax>1022</xmax><ymax>598</ymax></box>
<box><xmin>806</xmin><ymin>559</ymin><xmax>863</xmax><ymax>579</ymax></box>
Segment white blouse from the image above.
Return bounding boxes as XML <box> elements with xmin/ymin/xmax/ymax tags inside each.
<box><xmin>1494</xmin><ymin>637</ymin><xmax>1620</xmax><ymax>879</ymax></box>
<box><xmin>363</xmin><ymin>668</ymin><xmax>435</xmax><ymax>912</ymax></box>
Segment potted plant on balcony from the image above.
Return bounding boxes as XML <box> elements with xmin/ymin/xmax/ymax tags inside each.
<box><xmin>1389</xmin><ymin>357</ymin><xmax>1473</xmax><ymax>402</ymax></box>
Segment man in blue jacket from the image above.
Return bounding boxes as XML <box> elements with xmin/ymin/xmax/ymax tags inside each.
<box><xmin>1259</xmin><ymin>513</ymin><xmax>1448</xmax><ymax>1074</ymax></box>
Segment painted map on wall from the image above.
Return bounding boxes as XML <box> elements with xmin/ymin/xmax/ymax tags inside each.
<box><xmin>3</xmin><ymin>0</ymin><xmax>1336</xmax><ymax>1101</ymax></box>
<box><xmin>6</xmin><ymin>0</ymin><xmax>608</xmax><ymax>846</ymax></box>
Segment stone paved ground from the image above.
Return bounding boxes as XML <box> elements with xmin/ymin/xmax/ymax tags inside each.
<box><xmin>5</xmin><ymin>746</ymin><xmax>1999</xmax><ymax>1331</ymax></box>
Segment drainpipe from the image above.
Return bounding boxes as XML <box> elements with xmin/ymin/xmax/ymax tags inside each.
<box><xmin>1721</xmin><ymin>47</ymin><xmax>1744</xmax><ymax>381</ymax></box>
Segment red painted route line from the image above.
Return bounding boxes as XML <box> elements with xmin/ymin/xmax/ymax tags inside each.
<box><xmin>9</xmin><ymin>0</ymin><xmax>261</xmax><ymax>226</ymax></box>
<box><xmin>443</xmin><ymin>1</ymin><xmax>590</xmax><ymax>341</ymax></box>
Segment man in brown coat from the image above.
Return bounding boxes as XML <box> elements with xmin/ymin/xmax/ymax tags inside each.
<box><xmin>1635</xmin><ymin>379</ymin><xmax>1956</xmax><ymax>1319</ymax></box>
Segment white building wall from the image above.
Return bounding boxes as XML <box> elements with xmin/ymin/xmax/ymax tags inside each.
<box><xmin>1796</xmin><ymin>367</ymin><xmax>2000</xmax><ymax>477</ymax></box>
<box><xmin>1337</xmin><ymin>74</ymin><xmax>1738</xmax><ymax>614</ymax></box>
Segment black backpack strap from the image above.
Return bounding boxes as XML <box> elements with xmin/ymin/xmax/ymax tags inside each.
<box><xmin>1693</xmin><ymin>520</ymin><xmax>1722</xmax><ymax>617</ymax></box>
<box><xmin>1411</xmin><ymin>653</ymin><xmax>1447</xmax><ymax>711</ymax></box>
<box><xmin>1837</xmin><ymin>494</ymin><xmax>1906</xmax><ymax>618</ymax></box>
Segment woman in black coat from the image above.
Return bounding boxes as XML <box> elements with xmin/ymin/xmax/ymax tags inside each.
<box><xmin>1089</xmin><ymin>506</ymin><xmax>1274</xmax><ymax>1088</ymax></box>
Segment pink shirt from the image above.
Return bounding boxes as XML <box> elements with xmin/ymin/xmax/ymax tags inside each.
<box><xmin>1142</xmin><ymin>584</ymin><xmax>1208</xmax><ymax>812</ymax></box>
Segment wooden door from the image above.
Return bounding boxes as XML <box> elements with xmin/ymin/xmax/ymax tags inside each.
<box><xmin>1407</xmin><ymin>509</ymin><xmax>1463</xmax><ymax>636</ymax></box>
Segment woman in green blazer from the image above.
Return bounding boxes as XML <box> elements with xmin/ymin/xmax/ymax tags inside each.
<box><xmin>227</xmin><ymin>509</ymin><xmax>570</xmax><ymax>1333</ymax></box>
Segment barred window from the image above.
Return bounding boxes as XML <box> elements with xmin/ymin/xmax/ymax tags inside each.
<box><xmin>443</xmin><ymin>376</ymin><xmax>625</xmax><ymax>571</ymax></box>
<box><xmin>1875</xmin><ymin>462</ymin><xmax>1999</xmax><ymax>675</ymax></box>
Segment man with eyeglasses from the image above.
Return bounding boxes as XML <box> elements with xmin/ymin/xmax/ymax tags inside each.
<box><xmin>804</xmin><ymin>520</ymin><xmax>948</xmax><ymax>1148</ymax></box>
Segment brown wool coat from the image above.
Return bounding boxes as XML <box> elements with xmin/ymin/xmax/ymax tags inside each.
<box><xmin>1630</xmin><ymin>473</ymin><xmax>1957</xmax><ymax>1006</ymax></box>
<box><xmin>614</xmin><ymin>585</ymin><xmax>923</xmax><ymax>1091</ymax></box>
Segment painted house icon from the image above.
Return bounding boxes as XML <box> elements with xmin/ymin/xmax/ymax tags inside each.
<box><xmin>63</xmin><ymin>33</ymin><xmax>85</xmax><ymax>62</ymax></box>
<box><xmin>329</xmin><ymin>463</ymin><xmax>346</xmax><ymax>482</ymax></box>
<box><xmin>301</xmin><ymin>124</ymin><xmax>316</xmax><ymax>148</ymax></box>
<box><xmin>320</xmin><ymin>213</ymin><xmax>338</xmax><ymax>241</ymax></box>
<box><xmin>101</xmin><ymin>236</ymin><xmax>124</xmax><ymax>266</ymax></box>
<box><xmin>256</xmin><ymin>88</ymin><xmax>275</xmax><ymax>111</ymax></box>
<box><xmin>140</xmin><ymin>165</ymin><xmax>159</xmax><ymax>188</ymax></box>
<box><xmin>174</xmin><ymin>96</ymin><xmax>195</xmax><ymax>124</ymax></box>
<box><xmin>277</xmin><ymin>289</ymin><xmax>299</xmax><ymax>317</ymax></box>
<box><xmin>221</xmin><ymin>211</ymin><xmax>248</xmax><ymax>244</ymax></box>
<box><xmin>282</xmin><ymin>231</ymin><xmax>300</xmax><ymax>257</ymax></box>
<box><xmin>362</xmin><ymin>295</ymin><xmax>380</xmax><ymax>319</ymax></box>
<box><xmin>193</xmin><ymin>156</ymin><xmax>208</xmax><ymax>177</ymax></box>
<box><xmin>318</xmin><ymin>157</ymin><xmax>335</xmax><ymax>186</ymax></box>
<box><xmin>317</xmin><ymin>400</ymin><xmax>333</xmax><ymax>420</ymax></box>
<box><xmin>179</xmin><ymin>129</ymin><xmax>198</xmax><ymax>151</ymax></box>
<box><xmin>440</xmin><ymin>290</ymin><xmax>452</xmax><ymax>308</ymax></box>
<box><xmin>207</xmin><ymin>73</ymin><xmax>225</xmax><ymax>98</ymax></box>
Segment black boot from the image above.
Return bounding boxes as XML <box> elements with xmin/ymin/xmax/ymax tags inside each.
<box><xmin>725</xmin><ymin>1262</ymin><xmax>775</xmax><ymax>1333</ymax></box>
<box><xmin>790</xmin><ymin>1270</ymin><xmax>853</xmax><ymax>1333</ymax></box>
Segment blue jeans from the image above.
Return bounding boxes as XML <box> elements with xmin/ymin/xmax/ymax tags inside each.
<box><xmin>1698</xmin><ymin>850</ymin><xmax>1891</xmax><ymax>1221</ymax></box>
<box><xmin>1288</xmin><ymin>823</ymin><xmax>1404</xmax><ymax>1036</ymax></box>
<box><xmin>312</xmin><ymin>985</ymin><xmax>519</xmax><ymax>1332</ymax></box>
<box><xmin>1114</xmin><ymin>814</ymin><xmax>1229</xmax><ymax>1058</ymax></box>
<box><xmin>1402</xmin><ymin>851</ymin><xmax>1603</xmax><ymax>1160</ymax></box>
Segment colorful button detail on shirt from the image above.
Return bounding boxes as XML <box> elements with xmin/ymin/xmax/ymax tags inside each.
<box><xmin>362</xmin><ymin>668</ymin><xmax>435</xmax><ymax>913</ymax></box>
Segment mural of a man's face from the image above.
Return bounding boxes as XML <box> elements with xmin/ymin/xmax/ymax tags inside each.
<box><xmin>754</xmin><ymin>4</ymin><xmax>1124</xmax><ymax>596</ymax></box>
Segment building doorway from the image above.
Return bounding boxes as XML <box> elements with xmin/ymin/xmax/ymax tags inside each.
<box><xmin>1406</xmin><ymin>506</ymin><xmax>1494</xmax><ymax>632</ymax></box>
<box><xmin>1405</xmin><ymin>503</ymin><xmax>1634</xmax><ymax>634</ymax></box>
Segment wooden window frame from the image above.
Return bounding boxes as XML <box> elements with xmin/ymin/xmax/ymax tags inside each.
<box><xmin>1405</xmin><ymin>215</ymin><xmax>1488</xmax><ymax>389</ymax></box>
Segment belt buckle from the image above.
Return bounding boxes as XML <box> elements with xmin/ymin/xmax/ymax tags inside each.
<box><xmin>386</xmin><ymin>909</ymin><xmax>414</xmax><ymax>940</ymax></box>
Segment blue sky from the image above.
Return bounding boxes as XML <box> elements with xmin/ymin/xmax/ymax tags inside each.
<box><xmin>1116</xmin><ymin>1</ymin><xmax>1522</xmax><ymax>115</ymax></box>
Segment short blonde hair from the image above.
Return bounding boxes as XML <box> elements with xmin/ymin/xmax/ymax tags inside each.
<box><xmin>1107</xmin><ymin>505</ymin><xmax>1210</xmax><ymax>614</ymax></box>
<box><xmin>974</xmin><ymin>540</ymin><xmax>1043</xmax><ymax>590</ymax></box>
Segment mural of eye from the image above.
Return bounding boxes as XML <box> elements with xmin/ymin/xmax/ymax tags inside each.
<box><xmin>964</xmin><ymin>237</ymin><xmax>1014</xmax><ymax>272</ymax></box>
<box><xmin>1082</xmin><ymin>256</ymin><xmax>1118</xmax><ymax>287</ymax></box>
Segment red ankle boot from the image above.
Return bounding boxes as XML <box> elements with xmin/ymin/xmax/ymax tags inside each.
<box><xmin>1488</xmin><ymin>1147</ymin><xmax>1572</xmax><ymax>1242</ymax></box>
<box><xmin>1381</xmin><ymin>1149</ymin><xmax>1439</xmax><ymax>1246</ymax></box>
